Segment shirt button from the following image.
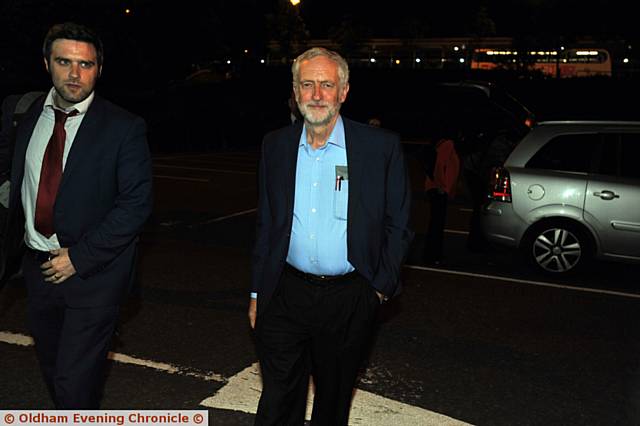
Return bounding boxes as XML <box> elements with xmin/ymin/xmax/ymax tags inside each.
<box><xmin>316</xmin><ymin>157</ymin><xmax>320</xmax><ymax>161</ymax></box>
<box><xmin>311</xmin><ymin>208</ymin><xmax>316</xmax><ymax>213</ymax></box>
<box><xmin>313</xmin><ymin>182</ymin><xmax>318</xmax><ymax>187</ymax></box>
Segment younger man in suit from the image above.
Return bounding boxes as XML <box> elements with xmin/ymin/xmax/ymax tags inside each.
<box><xmin>249</xmin><ymin>47</ymin><xmax>413</xmax><ymax>425</ymax></box>
<box><xmin>1</xmin><ymin>22</ymin><xmax>153</xmax><ymax>408</ymax></box>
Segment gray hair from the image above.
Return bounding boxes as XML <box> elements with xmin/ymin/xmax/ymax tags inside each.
<box><xmin>292</xmin><ymin>47</ymin><xmax>349</xmax><ymax>88</ymax></box>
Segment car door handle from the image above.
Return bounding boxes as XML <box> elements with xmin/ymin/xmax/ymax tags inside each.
<box><xmin>593</xmin><ymin>190</ymin><xmax>620</xmax><ymax>200</ymax></box>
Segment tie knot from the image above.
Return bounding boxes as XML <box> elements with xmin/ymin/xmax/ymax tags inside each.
<box><xmin>54</xmin><ymin>108</ymin><xmax>78</xmax><ymax>124</ymax></box>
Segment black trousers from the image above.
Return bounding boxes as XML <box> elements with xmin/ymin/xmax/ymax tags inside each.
<box><xmin>23</xmin><ymin>251</ymin><xmax>119</xmax><ymax>409</ymax></box>
<box><xmin>255</xmin><ymin>266</ymin><xmax>380</xmax><ymax>426</ymax></box>
<box><xmin>464</xmin><ymin>169</ymin><xmax>489</xmax><ymax>251</ymax></box>
<box><xmin>424</xmin><ymin>189</ymin><xmax>448</xmax><ymax>262</ymax></box>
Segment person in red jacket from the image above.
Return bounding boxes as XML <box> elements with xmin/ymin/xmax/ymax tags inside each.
<box><xmin>423</xmin><ymin>131</ymin><xmax>460</xmax><ymax>265</ymax></box>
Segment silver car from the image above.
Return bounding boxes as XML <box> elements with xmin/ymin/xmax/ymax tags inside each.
<box><xmin>481</xmin><ymin>121</ymin><xmax>640</xmax><ymax>275</ymax></box>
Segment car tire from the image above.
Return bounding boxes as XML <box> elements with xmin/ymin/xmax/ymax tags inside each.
<box><xmin>522</xmin><ymin>220</ymin><xmax>592</xmax><ymax>275</ymax></box>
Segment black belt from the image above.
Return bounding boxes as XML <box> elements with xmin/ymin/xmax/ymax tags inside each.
<box><xmin>25</xmin><ymin>247</ymin><xmax>54</xmax><ymax>263</ymax></box>
<box><xmin>285</xmin><ymin>263</ymin><xmax>358</xmax><ymax>285</ymax></box>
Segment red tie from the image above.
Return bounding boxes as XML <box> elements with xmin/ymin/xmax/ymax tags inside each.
<box><xmin>34</xmin><ymin>108</ymin><xmax>78</xmax><ymax>238</ymax></box>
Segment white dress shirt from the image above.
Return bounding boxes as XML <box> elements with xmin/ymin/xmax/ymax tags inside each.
<box><xmin>21</xmin><ymin>87</ymin><xmax>94</xmax><ymax>251</ymax></box>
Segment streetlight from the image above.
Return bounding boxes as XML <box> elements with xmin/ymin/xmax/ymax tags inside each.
<box><xmin>290</xmin><ymin>0</ymin><xmax>301</xmax><ymax>5</ymax></box>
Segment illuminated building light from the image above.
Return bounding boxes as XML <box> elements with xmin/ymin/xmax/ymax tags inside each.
<box><xmin>395</xmin><ymin>59</ymin><xmax>400</xmax><ymax>65</ymax></box>
<box><xmin>415</xmin><ymin>58</ymin><xmax>421</xmax><ymax>63</ymax></box>
<box><xmin>459</xmin><ymin>58</ymin><xmax>465</xmax><ymax>63</ymax></box>
<box><xmin>124</xmin><ymin>8</ymin><xmax>131</xmax><ymax>14</ymax></box>
<box><xmin>226</xmin><ymin>60</ymin><xmax>231</xmax><ymax>64</ymax></box>
<box><xmin>260</xmin><ymin>59</ymin><xmax>265</xmax><ymax>64</ymax></box>
<box><xmin>290</xmin><ymin>0</ymin><xmax>301</xmax><ymax>5</ymax></box>
<box><xmin>370</xmin><ymin>58</ymin><xmax>376</xmax><ymax>63</ymax></box>
<box><xmin>623</xmin><ymin>58</ymin><xmax>630</xmax><ymax>63</ymax></box>
<box><xmin>244</xmin><ymin>49</ymin><xmax>249</xmax><ymax>54</ymax></box>
<box><xmin>453</xmin><ymin>46</ymin><xmax>460</xmax><ymax>51</ymax></box>
<box><xmin>576</xmin><ymin>50</ymin><xmax>598</xmax><ymax>56</ymax></box>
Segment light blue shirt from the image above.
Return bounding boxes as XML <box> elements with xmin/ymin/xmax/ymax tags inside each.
<box><xmin>286</xmin><ymin>116</ymin><xmax>354</xmax><ymax>276</ymax></box>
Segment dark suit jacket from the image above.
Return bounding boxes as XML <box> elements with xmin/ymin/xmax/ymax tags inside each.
<box><xmin>251</xmin><ymin>117</ymin><xmax>414</xmax><ymax>316</ymax></box>
<box><xmin>3</xmin><ymin>94</ymin><xmax>153</xmax><ymax>307</ymax></box>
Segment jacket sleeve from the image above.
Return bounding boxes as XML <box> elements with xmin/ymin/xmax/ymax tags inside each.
<box><xmin>370</xmin><ymin>136</ymin><xmax>414</xmax><ymax>297</ymax></box>
<box><xmin>68</xmin><ymin>117</ymin><xmax>153</xmax><ymax>278</ymax></box>
<box><xmin>0</xmin><ymin>95</ymin><xmax>19</xmax><ymax>180</ymax></box>
<box><xmin>250</xmin><ymin>139</ymin><xmax>271</xmax><ymax>294</ymax></box>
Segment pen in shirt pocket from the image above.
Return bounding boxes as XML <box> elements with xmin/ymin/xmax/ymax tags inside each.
<box><xmin>335</xmin><ymin>175</ymin><xmax>343</xmax><ymax>191</ymax></box>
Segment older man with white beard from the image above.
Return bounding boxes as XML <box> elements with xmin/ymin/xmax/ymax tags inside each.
<box><xmin>249</xmin><ymin>47</ymin><xmax>413</xmax><ymax>426</ymax></box>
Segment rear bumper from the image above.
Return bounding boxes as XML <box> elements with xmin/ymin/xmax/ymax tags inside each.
<box><xmin>480</xmin><ymin>202</ymin><xmax>525</xmax><ymax>248</ymax></box>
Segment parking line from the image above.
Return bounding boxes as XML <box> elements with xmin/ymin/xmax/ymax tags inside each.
<box><xmin>0</xmin><ymin>331</ymin><xmax>225</xmax><ymax>383</ymax></box>
<box><xmin>404</xmin><ymin>264</ymin><xmax>640</xmax><ymax>300</ymax></box>
<box><xmin>445</xmin><ymin>229</ymin><xmax>469</xmax><ymax>235</ymax></box>
<box><xmin>196</xmin><ymin>208</ymin><xmax>257</xmax><ymax>225</ymax></box>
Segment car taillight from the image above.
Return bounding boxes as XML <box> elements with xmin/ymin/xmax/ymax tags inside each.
<box><xmin>524</xmin><ymin>117</ymin><xmax>535</xmax><ymax>128</ymax></box>
<box><xmin>488</xmin><ymin>167</ymin><xmax>512</xmax><ymax>202</ymax></box>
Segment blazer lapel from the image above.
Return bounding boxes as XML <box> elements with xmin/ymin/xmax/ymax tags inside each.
<box><xmin>343</xmin><ymin>118</ymin><xmax>364</xmax><ymax>225</ymax></box>
<box><xmin>59</xmin><ymin>96</ymin><xmax>103</xmax><ymax>190</ymax></box>
<box><xmin>284</xmin><ymin>123</ymin><xmax>303</xmax><ymax>224</ymax></box>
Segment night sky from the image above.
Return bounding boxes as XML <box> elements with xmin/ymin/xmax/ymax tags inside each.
<box><xmin>0</xmin><ymin>0</ymin><xmax>636</xmax><ymax>94</ymax></box>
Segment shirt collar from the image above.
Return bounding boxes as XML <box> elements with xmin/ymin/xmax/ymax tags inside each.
<box><xmin>299</xmin><ymin>116</ymin><xmax>346</xmax><ymax>150</ymax></box>
<box><xmin>43</xmin><ymin>86</ymin><xmax>95</xmax><ymax>115</ymax></box>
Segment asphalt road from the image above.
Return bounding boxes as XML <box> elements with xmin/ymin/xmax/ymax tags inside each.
<box><xmin>1</xmin><ymin>149</ymin><xmax>640</xmax><ymax>425</ymax></box>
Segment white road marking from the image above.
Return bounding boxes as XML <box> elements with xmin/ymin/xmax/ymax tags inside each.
<box><xmin>153</xmin><ymin>164</ymin><xmax>255</xmax><ymax>175</ymax></box>
<box><xmin>0</xmin><ymin>331</ymin><xmax>224</xmax><ymax>383</ymax></box>
<box><xmin>404</xmin><ymin>264</ymin><xmax>640</xmax><ymax>299</ymax></box>
<box><xmin>0</xmin><ymin>331</ymin><xmax>33</xmax><ymax>346</ymax></box>
<box><xmin>153</xmin><ymin>175</ymin><xmax>209</xmax><ymax>182</ymax></box>
<box><xmin>1</xmin><ymin>331</ymin><xmax>470</xmax><ymax>424</ymax></box>
<box><xmin>196</xmin><ymin>208</ymin><xmax>257</xmax><ymax>225</ymax></box>
<box><xmin>444</xmin><ymin>228</ymin><xmax>469</xmax><ymax>235</ymax></box>
<box><xmin>200</xmin><ymin>362</ymin><xmax>471</xmax><ymax>426</ymax></box>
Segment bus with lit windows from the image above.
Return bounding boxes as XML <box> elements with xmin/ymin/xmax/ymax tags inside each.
<box><xmin>471</xmin><ymin>47</ymin><xmax>612</xmax><ymax>78</ymax></box>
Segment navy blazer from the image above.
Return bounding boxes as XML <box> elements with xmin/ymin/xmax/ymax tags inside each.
<box><xmin>251</xmin><ymin>117</ymin><xmax>414</xmax><ymax>316</ymax></box>
<box><xmin>4</xmin><ymin>94</ymin><xmax>153</xmax><ymax>307</ymax></box>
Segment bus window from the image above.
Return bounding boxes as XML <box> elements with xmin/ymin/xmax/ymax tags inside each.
<box><xmin>471</xmin><ymin>47</ymin><xmax>611</xmax><ymax>78</ymax></box>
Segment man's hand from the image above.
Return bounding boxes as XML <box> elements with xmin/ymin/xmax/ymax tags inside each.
<box><xmin>248</xmin><ymin>298</ymin><xmax>257</xmax><ymax>329</ymax></box>
<box><xmin>41</xmin><ymin>248</ymin><xmax>76</xmax><ymax>284</ymax></box>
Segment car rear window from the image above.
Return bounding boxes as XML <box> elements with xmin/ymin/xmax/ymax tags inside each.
<box><xmin>525</xmin><ymin>133</ymin><xmax>600</xmax><ymax>173</ymax></box>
